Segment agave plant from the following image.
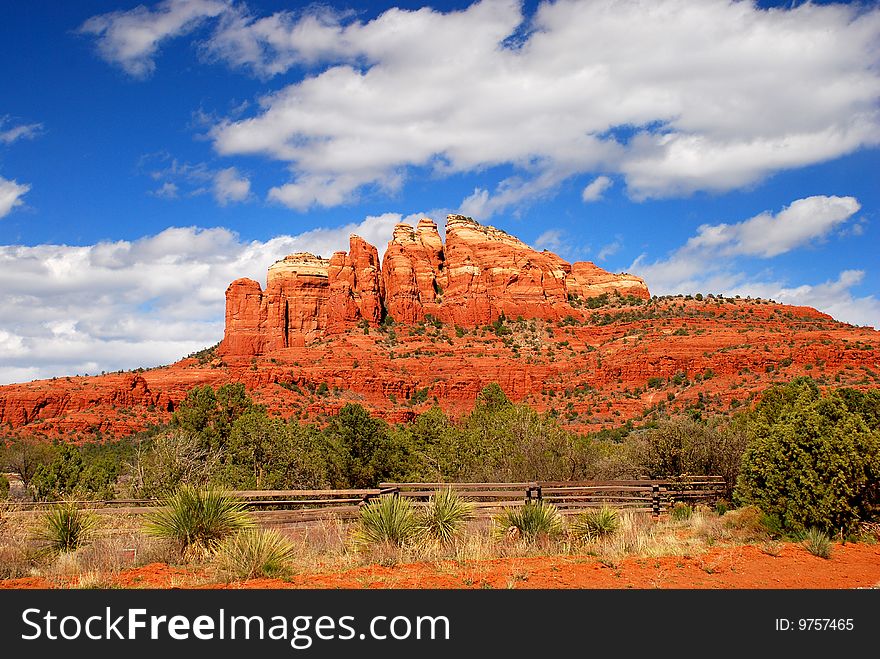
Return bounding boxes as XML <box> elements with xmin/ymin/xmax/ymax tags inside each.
<box><xmin>418</xmin><ymin>488</ymin><xmax>474</xmax><ymax>545</ymax></box>
<box><xmin>570</xmin><ymin>506</ymin><xmax>620</xmax><ymax>543</ymax></box>
<box><xmin>216</xmin><ymin>528</ymin><xmax>296</xmax><ymax>580</ymax></box>
<box><xmin>352</xmin><ymin>495</ymin><xmax>421</xmax><ymax>549</ymax></box>
<box><xmin>493</xmin><ymin>501</ymin><xmax>565</xmax><ymax>543</ymax></box>
<box><xmin>36</xmin><ymin>501</ymin><xmax>98</xmax><ymax>555</ymax></box>
<box><xmin>145</xmin><ymin>485</ymin><xmax>253</xmax><ymax>556</ymax></box>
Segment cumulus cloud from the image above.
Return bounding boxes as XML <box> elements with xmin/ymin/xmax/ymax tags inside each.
<box><xmin>633</xmin><ymin>195</ymin><xmax>862</xmax><ymax>288</ymax></box>
<box><xmin>582</xmin><ymin>176</ymin><xmax>613</xmax><ymax>203</ymax></box>
<box><xmin>0</xmin><ymin>177</ymin><xmax>30</xmax><ymax>218</ymax></box>
<box><xmin>731</xmin><ymin>270</ymin><xmax>880</xmax><ymax>330</ymax></box>
<box><xmin>629</xmin><ymin>195</ymin><xmax>876</xmax><ymax>327</ymax></box>
<box><xmin>0</xmin><ymin>215</ymin><xmax>402</xmax><ymax>384</ymax></box>
<box><xmin>687</xmin><ymin>195</ymin><xmax>861</xmax><ymax>258</ymax></box>
<box><xmin>80</xmin><ymin>0</ymin><xmax>229</xmax><ymax>78</ymax></box>
<box><xmin>212</xmin><ymin>166</ymin><xmax>250</xmax><ymax>205</ymax></box>
<box><xmin>201</xmin><ymin>0</ymin><xmax>880</xmax><ymax>210</ymax></box>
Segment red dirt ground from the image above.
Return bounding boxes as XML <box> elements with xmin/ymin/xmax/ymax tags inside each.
<box><xmin>3</xmin><ymin>542</ymin><xmax>879</xmax><ymax>589</ymax></box>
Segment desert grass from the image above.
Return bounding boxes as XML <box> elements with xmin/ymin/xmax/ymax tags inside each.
<box><xmin>215</xmin><ymin>528</ymin><xmax>297</xmax><ymax>580</ymax></box>
<box><xmin>0</xmin><ymin>502</ymin><xmax>866</xmax><ymax>587</ymax></box>
<box><xmin>145</xmin><ymin>485</ymin><xmax>254</xmax><ymax>557</ymax></box>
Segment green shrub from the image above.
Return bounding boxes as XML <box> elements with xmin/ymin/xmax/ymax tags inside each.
<box><xmin>493</xmin><ymin>502</ymin><xmax>565</xmax><ymax>542</ymax></box>
<box><xmin>418</xmin><ymin>488</ymin><xmax>474</xmax><ymax>545</ymax></box>
<box><xmin>145</xmin><ymin>485</ymin><xmax>253</xmax><ymax>555</ymax></box>
<box><xmin>670</xmin><ymin>502</ymin><xmax>693</xmax><ymax>521</ymax></box>
<box><xmin>735</xmin><ymin>379</ymin><xmax>880</xmax><ymax>535</ymax></box>
<box><xmin>353</xmin><ymin>495</ymin><xmax>421</xmax><ymax>549</ymax></box>
<box><xmin>802</xmin><ymin>527</ymin><xmax>832</xmax><ymax>559</ymax></box>
<box><xmin>0</xmin><ymin>474</ymin><xmax>9</xmax><ymax>499</ymax></box>
<box><xmin>570</xmin><ymin>506</ymin><xmax>619</xmax><ymax>542</ymax></box>
<box><xmin>36</xmin><ymin>501</ymin><xmax>97</xmax><ymax>554</ymax></box>
<box><xmin>215</xmin><ymin>528</ymin><xmax>296</xmax><ymax>580</ymax></box>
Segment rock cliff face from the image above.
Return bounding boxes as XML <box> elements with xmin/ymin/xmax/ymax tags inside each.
<box><xmin>220</xmin><ymin>215</ymin><xmax>650</xmax><ymax>357</ymax></box>
<box><xmin>2</xmin><ymin>295</ymin><xmax>877</xmax><ymax>439</ymax></box>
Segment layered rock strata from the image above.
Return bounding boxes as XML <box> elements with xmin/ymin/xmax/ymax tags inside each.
<box><xmin>220</xmin><ymin>215</ymin><xmax>649</xmax><ymax>357</ymax></box>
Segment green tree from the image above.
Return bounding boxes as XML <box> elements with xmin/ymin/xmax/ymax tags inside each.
<box><xmin>0</xmin><ymin>436</ymin><xmax>55</xmax><ymax>493</ymax></box>
<box><xmin>171</xmin><ymin>383</ymin><xmax>259</xmax><ymax>451</ymax></box>
<box><xmin>31</xmin><ymin>444</ymin><xmax>118</xmax><ymax>501</ymax></box>
<box><xmin>222</xmin><ymin>411</ymin><xmax>333</xmax><ymax>489</ymax></box>
<box><xmin>324</xmin><ymin>404</ymin><xmax>409</xmax><ymax>487</ymax></box>
<box><xmin>735</xmin><ymin>380</ymin><xmax>880</xmax><ymax>535</ymax></box>
<box><xmin>626</xmin><ymin>415</ymin><xmax>748</xmax><ymax>497</ymax></box>
<box><xmin>475</xmin><ymin>383</ymin><xmax>511</xmax><ymax>413</ymax></box>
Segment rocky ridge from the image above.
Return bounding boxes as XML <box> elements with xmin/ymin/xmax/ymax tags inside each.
<box><xmin>219</xmin><ymin>215</ymin><xmax>649</xmax><ymax>357</ymax></box>
<box><xmin>0</xmin><ymin>217</ymin><xmax>878</xmax><ymax>439</ymax></box>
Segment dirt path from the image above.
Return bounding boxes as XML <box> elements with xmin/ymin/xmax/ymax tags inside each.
<box><xmin>4</xmin><ymin>542</ymin><xmax>879</xmax><ymax>589</ymax></box>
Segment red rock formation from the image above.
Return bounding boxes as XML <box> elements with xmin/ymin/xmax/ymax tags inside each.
<box><xmin>327</xmin><ymin>236</ymin><xmax>386</xmax><ymax>331</ymax></box>
<box><xmin>220</xmin><ymin>215</ymin><xmax>650</xmax><ymax>357</ymax></box>
<box><xmin>382</xmin><ymin>221</ymin><xmax>447</xmax><ymax>323</ymax></box>
<box><xmin>222</xmin><ymin>278</ymin><xmax>266</xmax><ymax>357</ymax></box>
<box><xmin>1</xmin><ymin>296</ymin><xmax>877</xmax><ymax>440</ymax></box>
<box><xmin>567</xmin><ymin>261</ymin><xmax>650</xmax><ymax>301</ymax></box>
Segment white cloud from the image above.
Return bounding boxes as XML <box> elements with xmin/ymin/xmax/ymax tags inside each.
<box><xmin>582</xmin><ymin>175</ymin><xmax>613</xmax><ymax>203</ymax></box>
<box><xmin>200</xmin><ymin>0</ymin><xmax>880</xmax><ymax>210</ymax></box>
<box><xmin>151</xmin><ymin>181</ymin><xmax>179</xmax><ymax>199</ymax></box>
<box><xmin>212</xmin><ymin>166</ymin><xmax>250</xmax><ymax>205</ymax></box>
<box><xmin>629</xmin><ymin>195</ymin><xmax>876</xmax><ymax>327</ymax></box>
<box><xmin>0</xmin><ymin>177</ymin><xmax>30</xmax><ymax>218</ymax></box>
<box><xmin>533</xmin><ymin>229</ymin><xmax>565</xmax><ymax>253</ymax></box>
<box><xmin>0</xmin><ymin>119</ymin><xmax>43</xmax><ymax>145</ymax></box>
<box><xmin>689</xmin><ymin>195</ymin><xmax>861</xmax><ymax>258</ymax></box>
<box><xmin>730</xmin><ymin>270</ymin><xmax>880</xmax><ymax>330</ymax></box>
<box><xmin>0</xmin><ymin>215</ymin><xmax>401</xmax><ymax>384</ymax></box>
<box><xmin>80</xmin><ymin>0</ymin><xmax>229</xmax><ymax>78</ymax></box>
<box><xmin>140</xmin><ymin>154</ymin><xmax>255</xmax><ymax>205</ymax></box>
<box><xmin>597</xmin><ymin>238</ymin><xmax>622</xmax><ymax>261</ymax></box>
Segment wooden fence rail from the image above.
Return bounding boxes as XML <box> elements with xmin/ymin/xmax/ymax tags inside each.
<box><xmin>8</xmin><ymin>477</ymin><xmax>725</xmax><ymax>525</ymax></box>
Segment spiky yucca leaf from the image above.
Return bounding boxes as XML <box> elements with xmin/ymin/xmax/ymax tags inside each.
<box><xmin>419</xmin><ymin>488</ymin><xmax>474</xmax><ymax>545</ymax></box>
<box><xmin>36</xmin><ymin>501</ymin><xmax>98</xmax><ymax>554</ymax></box>
<box><xmin>493</xmin><ymin>501</ymin><xmax>565</xmax><ymax>543</ymax></box>
<box><xmin>145</xmin><ymin>485</ymin><xmax>253</xmax><ymax>555</ymax></box>
<box><xmin>352</xmin><ymin>495</ymin><xmax>421</xmax><ymax>549</ymax></box>
<box><xmin>802</xmin><ymin>527</ymin><xmax>833</xmax><ymax>559</ymax></box>
<box><xmin>570</xmin><ymin>506</ymin><xmax>620</xmax><ymax>543</ymax></box>
<box><xmin>216</xmin><ymin>528</ymin><xmax>296</xmax><ymax>580</ymax></box>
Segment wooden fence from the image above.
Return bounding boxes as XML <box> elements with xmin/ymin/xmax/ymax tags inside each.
<box><xmin>9</xmin><ymin>477</ymin><xmax>725</xmax><ymax>526</ymax></box>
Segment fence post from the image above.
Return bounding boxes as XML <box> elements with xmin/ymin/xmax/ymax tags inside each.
<box><xmin>652</xmin><ymin>485</ymin><xmax>661</xmax><ymax>517</ymax></box>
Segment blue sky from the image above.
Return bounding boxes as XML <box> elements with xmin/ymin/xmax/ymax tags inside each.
<box><xmin>0</xmin><ymin>0</ymin><xmax>878</xmax><ymax>383</ymax></box>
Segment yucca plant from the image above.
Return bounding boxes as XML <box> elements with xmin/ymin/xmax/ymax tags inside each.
<box><xmin>36</xmin><ymin>501</ymin><xmax>98</xmax><ymax>555</ymax></box>
<box><xmin>418</xmin><ymin>488</ymin><xmax>474</xmax><ymax>545</ymax></box>
<box><xmin>802</xmin><ymin>527</ymin><xmax>833</xmax><ymax>559</ymax></box>
<box><xmin>493</xmin><ymin>501</ymin><xmax>565</xmax><ymax>543</ymax></box>
<box><xmin>570</xmin><ymin>506</ymin><xmax>620</xmax><ymax>543</ymax></box>
<box><xmin>145</xmin><ymin>485</ymin><xmax>253</xmax><ymax>556</ymax></box>
<box><xmin>670</xmin><ymin>502</ymin><xmax>693</xmax><ymax>521</ymax></box>
<box><xmin>352</xmin><ymin>495</ymin><xmax>421</xmax><ymax>549</ymax></box>
<box><xmin>216</xmin><ymin>528</ymin><xmax>296</xmax><ymax>580</ymax></box>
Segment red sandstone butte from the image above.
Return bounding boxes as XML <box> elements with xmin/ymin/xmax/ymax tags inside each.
<box><xmin>220</xmin><ymin>215</ymin><xmax>650</xmax><ymax>357</ymax></box>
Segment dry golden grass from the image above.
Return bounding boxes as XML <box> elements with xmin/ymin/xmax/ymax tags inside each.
<box><xmin>0</xmin><ymin>504</ymin><xmax>833</xmax><ymax>586</ymax></box>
